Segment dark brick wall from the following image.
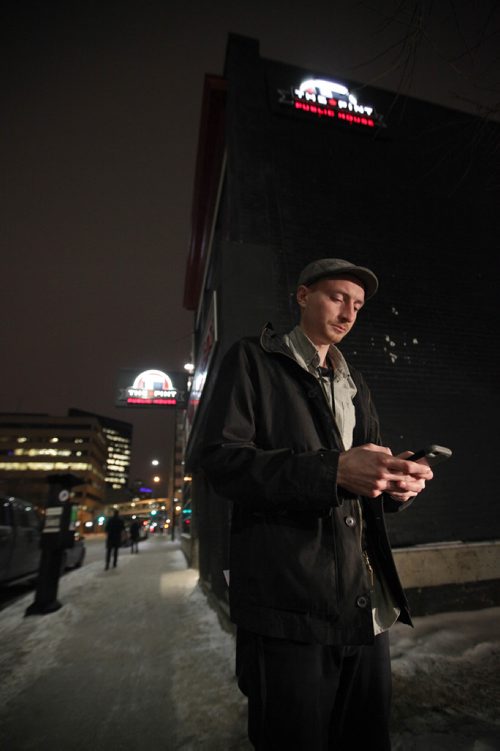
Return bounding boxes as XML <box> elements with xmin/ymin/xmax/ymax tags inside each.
<box><xmin>188</xmin><ymin>34</ymin><xmax>500</xmax><ymax>592</ymax></box>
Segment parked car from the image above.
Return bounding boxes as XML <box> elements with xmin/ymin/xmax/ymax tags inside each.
<box><xmin>0</xmin><ymin>495</ymin><xmax>43</xmax><ymax>585</ymax></box>
<box><xmin>61</xmin><ymin>532</ymin><xmax>86</xmax><ymax>571</ymax></box>
<box><xmin>0</xmin><ymin>495</ymin><xmax>86</xmax><ymax>585</ymax></box>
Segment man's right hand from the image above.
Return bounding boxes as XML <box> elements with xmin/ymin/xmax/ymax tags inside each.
<box><xmin>337</xmin><ymin>443</ymin><xmax>433</xmax><ymax>498</ymax></box>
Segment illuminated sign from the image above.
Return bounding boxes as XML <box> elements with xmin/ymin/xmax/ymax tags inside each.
<box><xmin>116</xmin><ymin>369</ymin><xmax>187</xmax><ymax>408</ymax></box>
<box><xmin>186</xmin><ymin>291</ymin><xmax>218</xmax><ymax>442</ymax></box>
<box><xmin>277</xmin><ymin>78</ymin><xmax>385</xmax><ymax>129</ymax></box>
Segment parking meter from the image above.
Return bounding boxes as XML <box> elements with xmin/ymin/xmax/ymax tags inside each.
<box><xmin>42</xmin><ymin>490</ymin><xmax>78</xmax><ymax>551</ymax></box>
<box><xmin>25</xmin><ymin>473</ymin><xmax>83</xmax><ymax>616</ymax></box>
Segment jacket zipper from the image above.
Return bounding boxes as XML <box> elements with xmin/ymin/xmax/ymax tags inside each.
<box><xmin>358</xmin><ymin>501</ymin><xmax>374</xmax><ymax>590</ymax></box>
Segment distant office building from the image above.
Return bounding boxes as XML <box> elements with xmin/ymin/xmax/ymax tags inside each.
<box><xmin>0</xmin><ymin>412</ymin><xmax>108</xmax><ymax>524</ymax></box>
<box><xmin>68</xmin><ymin>409</ymin><xmax>133</xmax><ymax>502</ymax></box>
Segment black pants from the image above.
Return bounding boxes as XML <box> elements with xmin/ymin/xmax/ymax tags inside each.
<box><xmin>105</xmin><ymin>543</ymin><xmax>120</xmax><ymax>569</ymax></box>
<box><xmin>236</xmin><ymin>627</ymin><xmax>392</xmax><ymax>751</ymax></box>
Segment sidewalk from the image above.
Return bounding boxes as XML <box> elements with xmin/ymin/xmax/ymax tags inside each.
<box><xmin>0</xmin><ymin>536</ymin><xmax>250</xmax><ymax>751</ymax></box>
<box><xmin>0</xmin><ymin>536</ymin><xmax>499</xmax><ymax>750</ymax></box>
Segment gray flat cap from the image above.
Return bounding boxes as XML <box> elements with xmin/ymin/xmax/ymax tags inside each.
<box><xmin>297</xmin><ymin>258</ymin><xmax>378</xmax><ymax>299</ymax></box>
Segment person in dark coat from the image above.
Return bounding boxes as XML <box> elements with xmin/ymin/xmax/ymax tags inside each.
<box><xmin>129</xmin><ymin>518</ymin><xmax>141</xmax><ymax>554</ymax></box>
<box><xmin>199</xmin><ymin>258</ymin><xmax>435</xmax><ymax>750</ymax></box>
<box><xmin>105</xmin><ymin>509</ymin><xmax>125</xmax><ymax>570</ymax></box>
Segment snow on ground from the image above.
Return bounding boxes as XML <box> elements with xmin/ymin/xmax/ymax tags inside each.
<box><xmin>0</xmin><ymin>558</ymin><xmax>105</xmax><ymax>708</ymax></box>
<box><xmin>0</xmin><ymin>539</ymin><xmax>499</xmax><ymax>750</ymax></box>
<box><xmin>389</xmin><ymin>607</ymin><xmax>500</xmax><ymax>750</ymax></box>
<box><xmin>0</xmin><ymin>542</ymin><xmax>250</xmax><ymax>750</ymax></box>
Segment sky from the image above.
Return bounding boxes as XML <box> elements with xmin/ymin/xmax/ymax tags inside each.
<box><xmin>0</xmin><ymin>537</ymin><xmax>499</xmax><ymax>749</ymax></box>
<box><xmin>2</xmin><ymin>0</ymin><xmax>499</xmax><ymax>492</ymax></box>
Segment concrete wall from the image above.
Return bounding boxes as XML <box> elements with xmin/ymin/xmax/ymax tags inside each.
<box><xmin>395</xmin><ymin>541</ymin><xmax>500</xmax><ymax>588</ymax></box>
<box><xmin>394</xmin><ymin>542</ymin><xmax>500</xmax><ymax>616</ymax></box>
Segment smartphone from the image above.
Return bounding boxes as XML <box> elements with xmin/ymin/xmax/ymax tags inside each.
<box><xmin>408</xmin><ymin>444</ymin><xmax>452</xmax><ymax>467</ymax></box>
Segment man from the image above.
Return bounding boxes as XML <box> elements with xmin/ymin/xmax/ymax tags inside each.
<box><xmin>129</xmin><ymin>518</ymin><xmax>141</xmax><ymax>554</ymax></box>
<box><xmin>105</xmin><ymin>508</ymin><xmax>125</xmax><ymax>570</ymax></box>
<box><xmin>200</xmin><ymin>258</ymin><xmax>434</xmax><ymax>750</ymax></box>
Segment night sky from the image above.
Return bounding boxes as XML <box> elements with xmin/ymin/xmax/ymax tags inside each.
<box><xmin>2</xmin><ymin>1</ymin><xmax>498</xmax><ymax>493</ymax></box>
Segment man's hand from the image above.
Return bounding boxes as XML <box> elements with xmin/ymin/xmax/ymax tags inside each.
<box><xmin>387</xmin><ymin>449</ymin><xmax>434</xmax><ymax>502</ymax></box>
<box><xmin>337</xmin><ymin>443</ymin><xmax>433</xmax><ymax>499</ymax></box>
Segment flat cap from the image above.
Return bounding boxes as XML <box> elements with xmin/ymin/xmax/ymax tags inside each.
<box><xmin>297</xmin><ymin>257</ymin><xmax>378</xmax><ymax>299</ymax></box>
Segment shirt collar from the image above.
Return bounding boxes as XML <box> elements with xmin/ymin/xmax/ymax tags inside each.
<box><xmin>287</xmin><ymin>325</ymin><xmax>351</xmax><ymax>380</ymax></box>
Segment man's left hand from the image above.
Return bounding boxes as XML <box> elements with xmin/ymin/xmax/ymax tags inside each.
<box><xmin>387</xmin><ymin>450</ymin><xmax>433</xmax><ymax>503</ymax></box>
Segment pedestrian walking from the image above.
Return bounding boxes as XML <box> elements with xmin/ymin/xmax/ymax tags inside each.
<box><xmin>200</xmin><ymin>257</ymin><xmax>436</xmax><ymax>750</ymax></box>
<box><xmin>129</xmin><ymin>518</ymin><xmax>141</xmax><ymax>554</ymax></box>
<box><xmin>105</xmin><ymin>508</ymin><xmax>125</xmax><ymax>570</ymax></box>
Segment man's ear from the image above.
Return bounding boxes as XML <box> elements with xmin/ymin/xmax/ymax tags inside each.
<box><xmin>296</xmin><ymin>284</ymin><xmax>309</xmax><ymax>308</ymax></box>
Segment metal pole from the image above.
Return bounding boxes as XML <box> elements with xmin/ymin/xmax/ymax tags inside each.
<box><xmin>170</xmin><ymin>410</ymin><xmax>177</xmax><ymax>541</ymax></box>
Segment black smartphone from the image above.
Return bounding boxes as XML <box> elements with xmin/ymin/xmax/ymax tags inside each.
<box><xmin>408</xmin><ymin>444</ymin><xmax>452</xmax><ymax>467</ymax></box>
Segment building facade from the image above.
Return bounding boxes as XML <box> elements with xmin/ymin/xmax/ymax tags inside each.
<box><xmin>181</xmin><ymin>34</ymin><xmax>500</xmax><ymax>615</ymax></box>
<box><xmin>0</xmin><ymin>412</ymin><xmax>108</xmax><ymax>525</ymax></box>
<box><xmin>68</xmin><ymin>408</ymin><xmax>133</xmax><ymax>503</ymax></box>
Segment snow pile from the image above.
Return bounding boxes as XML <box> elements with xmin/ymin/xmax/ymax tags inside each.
<box><xmin>390</xmin><ymin>608</ymin><xmax>500</xmax><ymax>750</ymax></box>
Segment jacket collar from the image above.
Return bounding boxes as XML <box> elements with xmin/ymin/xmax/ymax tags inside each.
<box><xmin>259</xmin><ymin>322</ymin><xmax>293</xmax><ymax>357</ymax></box>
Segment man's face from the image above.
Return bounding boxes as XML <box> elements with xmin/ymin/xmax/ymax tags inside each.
<box><xmin>297</xmin><ymin>275</ymin><xmax>366</xmax><ymax>346</ymax></box>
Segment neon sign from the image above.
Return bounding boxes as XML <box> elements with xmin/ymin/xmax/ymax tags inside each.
<box><xmin>127</xmin><ymin>369</ymin><xmax>177</xmax><ymax>404</ymax></box>
<box><xmin>116</xmin><ymin>368</ymin><xmax>187</xmax><ymax>408</ymax></box>
<box><xmin>278</xmin><ymin>78</ymin><xmax>385</xmax><ymax>129</ymax></box>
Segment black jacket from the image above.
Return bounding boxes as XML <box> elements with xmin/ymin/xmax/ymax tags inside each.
<box><xmin>106</xmin><ymin>515</ymin><xmax>125</xmax><ymax>546</ymax></box>
<box><xmin>200</xmin><ymin>324</ymin><xmax>412</xmax><ymax>645</ymax></box>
